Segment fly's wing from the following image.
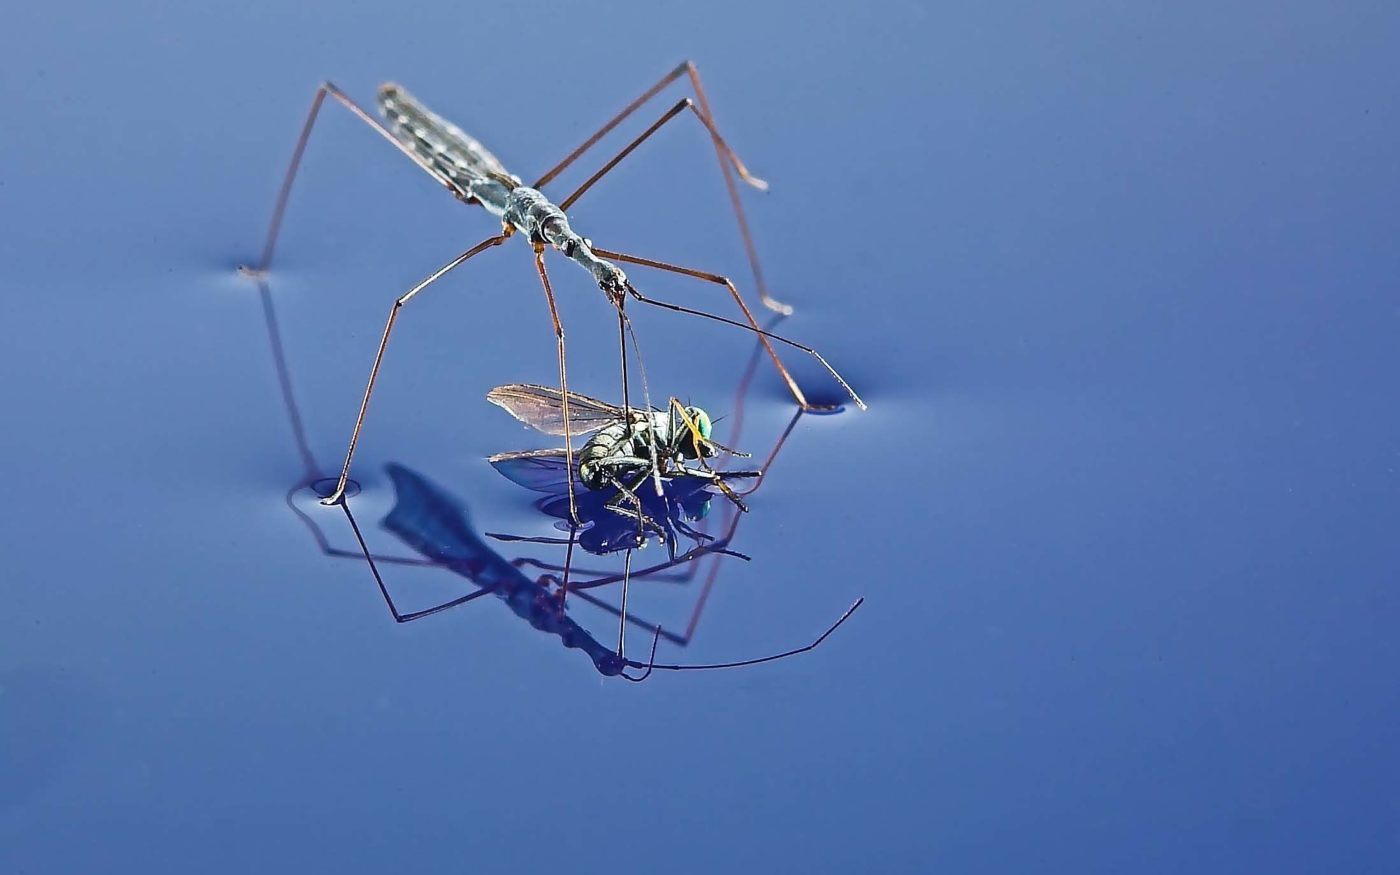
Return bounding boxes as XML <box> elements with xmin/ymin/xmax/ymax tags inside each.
<box><xmin>487</xmin><ymin>448</ymin><xmax>577</xmax><ymax>494</ymax></box>
<box><xmin>487</xmin><ymin>383</ymin><xmax>623</xmax><ymax>437</ymax></box>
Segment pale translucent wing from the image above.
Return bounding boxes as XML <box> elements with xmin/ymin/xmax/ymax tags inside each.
<box><xmin>487</xmin><ymin>448</ymin><xmax>577</xmax><ymax>494</ymax></box>
<box><xmin>378</xmin><ymin>84</ymin><xmax>518</xmax><ymax>189</ymax></box>
<box><xmin>487</xmin><ymin>383</ymin><xmax>623</xmax><ymax>436</ymax></box>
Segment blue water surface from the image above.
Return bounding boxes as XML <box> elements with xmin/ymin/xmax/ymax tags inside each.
<box><xmin>3</xmin><ymin>2</ymin><xmax>1398</xmax><ymax>872</ymax></box>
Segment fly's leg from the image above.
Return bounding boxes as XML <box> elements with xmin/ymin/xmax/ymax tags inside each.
<box><xmin>322</xmin><ymin>234</ymin><xmax>508</xmax><ymax>505</ymax></box>
<box><xmin>530</xmin><ymin>248</ymin><xmax>582</xmax><ymax>526</ymax></box>
<box><xmin>672</xmin><ymin>467</ymin><xmax>750</xmax><ymax>513</ymax></box>
<box><xmin>671</xmin><ymin>516</ymin><xmax>713</xmax><ymax>548</ymax></box>
<box><xmin>244</xmin><ymin>81</ymin><xmax>464</xmax><ymax>277</ymax></box>
<box><xmin>532</xmin><ymin>61</ymin><xmax>786</xmax><ymax>313</ymax></box>
<box><xmin>340</xmin><ymin>499</ymin><xmax>495</xmax><ymax>622</ymax></box>
<box><xmin>597</xmin><ymin>250</ymin><xmax>865</xmax><ymax>411</ymax></box>
<box><xmin>601</xmin><ymin>465</ymin><xmax>664</xmax><ymax>536</ymax></box>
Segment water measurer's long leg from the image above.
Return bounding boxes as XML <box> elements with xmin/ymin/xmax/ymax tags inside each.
<box><xmin>543</xmin><ymin>102</ymin><xmax>823</xmax><ymax>408</ymax></box>
<box><xmin>251</xmin><ymin>81</ymin><xmax>465</xmax><ymax>276</ymax></box>
<box><xmin>341</xmin><ymin>500</ymin><xmax>496</xmax><ymax>622</ymax></box>
<box><xmin>532</xmin><ymin>60</ymin><xmax>788</xmax><ymax>314</ymax></box>
<box><xmin>596</xmin><ymin>249</ymin><xmax>866</xmax><ymax>411</ymax></box>
<box><xmin>321</xmin><ymin>235</ymin><xmax>508</xmax><ymax>506</ymax></box>
<box><xmin>547</xmin><ymin>97</ymin><xmax>859</xmax><ymax>410</ymax></box>
<box><xmin>530</xmin><ymin>249</ymin><xmax>582</xmax><ymax>525</ymax></box>
<box><xmin>558</xmin><ymin>97</ymin><xmax>765</xmax><ymax>211</ymax></box>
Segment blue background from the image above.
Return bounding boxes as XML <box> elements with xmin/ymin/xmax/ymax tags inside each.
<box><xmin>3</xmin><ymin>2</ymin><xmax>1398</xmax><ymax>872</ymax></box>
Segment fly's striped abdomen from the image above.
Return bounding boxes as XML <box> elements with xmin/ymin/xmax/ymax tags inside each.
<box><xmin>578</xmin><ymin>422</ymin><xmax>634</xmax><ymax>491</ymax></box>
<box><xmin>376</xmin><ymin>84</ymin><xmax>520</xmax><ymax>205</ymax></box>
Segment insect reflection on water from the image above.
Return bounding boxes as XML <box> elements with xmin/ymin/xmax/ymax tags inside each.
<box><xmin>356</xmin><ymin>463</ymin><xmax>862</xmax><ymax>680</ymax></box>
<box><xmin>239</xmin><ymin>62</ymin><xmax>866</xmax><ymax>525</ymax></box>
<box><xmin>249</xmin><ymin>271</ymin><xmax>863</xmax><ymax>679</ymax></box>
<box><xmin>489</xmin><ymin>449</ymin><xmax>744</xmax><ymax>562</ymax></box>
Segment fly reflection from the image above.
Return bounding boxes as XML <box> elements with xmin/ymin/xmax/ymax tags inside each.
<box><xmin>487</xmin><ymin>459</ymin><xmax>745</xmax><ymax>559</ymax></box>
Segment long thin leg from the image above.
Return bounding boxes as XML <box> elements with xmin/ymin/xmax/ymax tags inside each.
<box><xmin>617</xmin><ymin>548</ymin><xmax>634</xmax><ymax>661</ymax></box>
<box><xmin>602</xmin><ymin>465</ymin><xmax>664</xmax><ymax>534</ymax></box>
<box><xmin>673</xmin><ymin>467</ymin><xmax>752</xmax><ymax>513</ymax></box>
<box><xmin>322</xmin><ymin>234</ymin><xmax>508</xmax><ymax>505</ymax></box>
<box><xmin>559</xmin><ymin>584</ymin><xmax>689</xmax><ymax>646</ymax></box>
<box><xmin>565</xmin><ymin>535</ymin><xmax>746</xmax><ymax>592</ymax></box>
<box><xmin>617</xmin><ymin>296</ymin><xmax>633</xmax><ymax>420</ymax></box>
<box><xmin>341</xmin><ymin>499</ymin><xmax>495</xmax><ymax>622</ymax></box>
<box><xmin>557</xmin><ymin>525</ymin><xmax>576</xmax><ymax>609</ymax></box>
<box><xmin>249</xmin><ymin>81</ymin><xmax>464</xmax><ymax>276</ymax></box>
<box><xmin>558</xmin><ymin>98</ymin><xmax>764</xmax><ymax>212</ymax></box>
<box><xmin>253</xmin><ymin>238</ymin><xmax>448</xmax><ymax>567</ymax></box>
<box><xmin>618</xmin><ymin>308</ymin><xmax>665</xmax><ymax>496</ymax></box>
<box><xmin>513</xmin><ymin>555</ymin><xmax>695</xmax><ymax>584</ymax></box>
<box><xmin>532</xmin><ymin>61</ymin><xmax>786</xmax><ymax>313</ymax></box>
<box><xmin>530</xmin><ymin>248</ymin><xmax>581</xmax><ymax>524</ymax></box>
<box><xmin>288</xmin><ymin>480</ymin><xmax>439</xmax><ymax>568</ymax></box>
<box><xmin>616</xmin><ymin>301</ymin><xmax>666</xmax><ymax>496</ymax></box>
<box><xmin>545</xmin><ymin>94</ymin><xmax>821</xmax><ymax>407</ymax></box>
<box><xmin>597</xmin><ymin>249</ymin><xmax>866</xmax><ymax>410</ymax></box>
<box><xmin>673</xmin><ymin>334</ymin><xmax>804</xmax><ymax>641</ymax></box>
<box><xmin>736</xmin><ymin>408</ymin><xmax>802</xmax><ymax>497</ymax></box>
<box><xmin>622</xmin><ymin>598</ymin><xmax>865</xmax><ymax>679</ymax></box>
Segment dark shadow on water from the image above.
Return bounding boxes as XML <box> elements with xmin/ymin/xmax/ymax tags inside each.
<box><xmin>332</xmin><ymin>464</ymin><xmax>860</xmax><ymax>680</ymax></box>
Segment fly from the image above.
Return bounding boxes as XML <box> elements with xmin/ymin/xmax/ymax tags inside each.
<box><xmin>486</xmin><ymin>382</ymin><xmax>758</xmax><ymax>535</ymax></box>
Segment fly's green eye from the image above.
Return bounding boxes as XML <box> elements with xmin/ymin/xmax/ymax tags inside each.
<box><xmin>687</xmin><ymin>408</ymin><xmax>712</xmax><ymax>441</ymax></box>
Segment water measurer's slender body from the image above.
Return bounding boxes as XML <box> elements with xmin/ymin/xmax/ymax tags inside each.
<box><xmin>244</xmin><ymin>63</ymin><xmax>866</xmax><ymax>522</ymax></box>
